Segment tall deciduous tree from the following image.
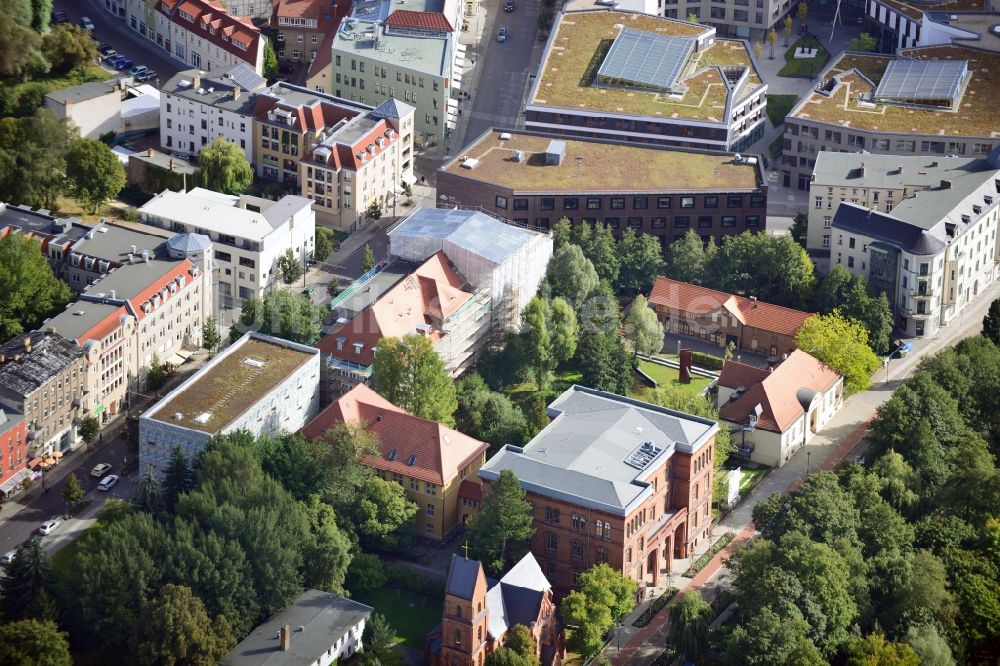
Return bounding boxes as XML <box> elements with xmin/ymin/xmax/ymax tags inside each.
<box><xmin>562</xmin><ymin>564</ymin><xmax>637</xmax><ymax>659</ymax></box>
<box><xmin>790</xmin><ymin>212</ymin><xmax>808</xmax><ymax>247</ymax></box>
<box><xmin>372</xmin><ymin>334</ymin><xmax>458</xmax><ymax>426</ymax></box>
<box><xmin>0</xmin><ymin>619</ymin><xmax>71</xmax><ymax>666</ymax></box>
<box><xmin>545</xmin><ymin>243</ymin><xmax>599</xmax><ymax>309</ymax></box>
<box><xmin>467</xmin><ymin>469</ymin><xmax>535</xmax><ymax>575</ymax></box>
<box><xmin>504</xmin><ymin>624</ymin><xmax>539</xmax><ymax>663</ymax></box>
<box><xmin>709</xmin><ymin>232</ymin><xmax>815</xmax><ymax>308</ymax></box>
<box><xmin>314</xmin><ymin>226</ymin><xmax>335</xmax><ymax>262</ymax></box>
<box><xmin>41</xmin><ymin>23</ymin><xmax>97</xmax><ymax>74</ymax></box>
<box><xmin>231</xmin><ymin>289</ymin><xmax>324</xmax><ymax>344</ymax></box>
<box><xmin>618</xmin><ymin>231</ymin><xmax>665</xmax><ymax>294</ymax></box>
<box><xmin>848</xmin><ymin>33</ymin><xmax>878</xmax><ymax>52</ymax></box>
<box><xmin>549</xmin><ymin>296</ymin><xmax>579</xmax><ymax>364</ymax></box>
<box><xmin>904</xmin><ymin>624</ymin><xmax>955</xmax><ymax>666</ymax></box>
<box><xmin>795</xmin><ymin>312</ymin><xmax>879</xmax><ymax>393</ymax></box>
<box><xmin>0</xmin><ymin>0</ymin><xmax>46</xmax><ymax>80</ymax></box>
<box><xmin>77</xmin><ymin>415</ymin><xmax>99</xmax><ymax>446</ymax></box>
<box><xmin>767</xmin><ymin>28</ymin><xmax>778</xmax><ymax>57</ymax></box>
<box><xmin>797</xmin><ymin>1</ymin><xmax>808</xmax><ymax>28</ymax></box>
<box><xmin>31</xmin><ymin>0</ymin><xmax>52</xmax><ymax>33</ymax></box>
<box><xmin>725</xmin><ymin>607</ymin><xmax>824</xmax><ymax>666</ymax></box>
<box><xmin>665</xmin><ymin>229</ymin><xmax>715</xmax><ymax>284</ymax></box>
<box><xmin>135</xmin><ymin>584</ymin><xmax>235</xmax><ymax>666</ymax></box>
<box><xmin>623</xmin><ymin>295</ymin><xmax>663</xmax><ymax>357</ymax></box>
<box><xmin>65</xmin><ymin>139</ymin><xmax>126</xmax><ymax>212</ymax></box>
<box><xmin>362</xmin><ymin>613</ymin><xmax>404</xmax><ymax>666</ymax></box>
<box><xmin>350</xmin><ymin>476</ymin><xmax>418</xmax><ymax>552</ymax></box>
<box><xmin>0</xmin><ymin>232</ymin><xmax>71</xmax><ymax>340</ymax></box>
<box><xmin>669</xmin><ymin>592</ymin><xmax>712</xmax><ymax>663</ymax></box>
<box><xmin>581</xmin><ymin>223</ymin><xmax>620</xmax><ymax>284</ymax></box>
<box><xmin>262</xmin><ymin>39</ymin><xmax>278</xmax><ymax>78</ymax></box>
<box><xmin>846</xmin><ymin>633</ymin><xmax>920</xmax><ymax>666</ymax></box>
<box><xmin>783</xmin><ymin>15</ymin><xmax>793</xmax><ymax>46</ymax></box>
<box><xmin>60</xmin><ymin>472</ymin><xmax>84</xmax><ymax>509</ymax></box>
<box><xmin>983</xmin><ymin>297</ymin><xmax>1000</xmax><ymax>346</ymax></box>
<box><xmin>361</xmin><ymin>243</ymin><xmax>377</xmax><ymax>273</ymax></box>
<box><xmin>521</xmin><ymin>296</ymin><xmax>552</xmax><ymax>388</ymax></box>
<box><xmin>201</xmin><ymin>315</ymin><xmax>220</xmax><ymax>353</ymax></box>
<box><xmin>277</xmin><ymin>247</ymin><xmax>300</xmax><ymax>284</ymax></box>
<box><xmin>577</xmin><ymin>331</ymin><xmax>632</xmax><ymax>395</ymax></box>
<box><xmin>197</xmin><ymin>137</ymin><xmax>253</xmax><ymax>194</ymax></box>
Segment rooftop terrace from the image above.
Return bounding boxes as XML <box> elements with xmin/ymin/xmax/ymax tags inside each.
<box><xmin>530</xmin><ymin>9</ymin><xmax>763</xmax><ymax>121</ymax></box>
<box><xmin>443</xmin><ymin>130</ymin><xmax>762</xmax><ymax>192</ymax></box>
<box><xmin>149</xmin><ymin>336</ymin><xmax>315</xmax><ymax>433</ymax></box>
<box><xmin>789</xmin><ymin>45</ymin><xmax>1000</xmax><ymax>136</ymax></box>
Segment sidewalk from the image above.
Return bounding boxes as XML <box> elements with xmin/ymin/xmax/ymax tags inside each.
<box><xmin>604</xmin><ymin>275</ymin><xmax>1000</xmax><ymax>665</ymax></box>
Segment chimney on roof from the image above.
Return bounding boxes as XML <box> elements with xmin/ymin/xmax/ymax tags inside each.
<box><xmin>859</xmin><ymin>162</ymin><xmax>865</xmax><ymax>177</ymax></box>
<box><xmin>930</xmin><ymin>160</ymin><xmax>939</xmax><ymax>167</ymax></box>
<box><xmin>233</xmin><ymin>85</ymin><xmax>241</xmax><ymax>101</ymax></box>
<box><xmin>750</xmin><ymin>296</ymin><xmax>757</xmax><ymax>307</ymax></box>
<box><xmin>940</xmin><ymin>179</ymin><xmax>952</xmax><ymax>189</ymax></box>
<box><xmin>279</xmin><ymin>625</ymin><xmax>291</xmax><ymax>651</ymax></box>
<box><xmin>193</xmin><ymin>74</ymin><xmax>201</xmax><ymax>89</ymax></box>
<box><xmin>23</xmin><ymin>337</ymin><xmax>32</xmax><ymax>354</ymax></box>
<box><xmin>897</xmin><ymin>163</ymin><xmax>904</xmax><ymax>175</ymax></box>
<box><xmin>149</xmin><ymin>148</ymin><xmax>156</xmax><ymax>158</ymax></box>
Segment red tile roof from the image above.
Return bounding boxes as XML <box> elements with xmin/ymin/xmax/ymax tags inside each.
<box><xmin>76</xmin><ymin>305</ymin><xmax>131</xmax><ymax>343</ymax></box>
<box><xmin>717</xmin><ymin>360</ymin><xmax>768</xmax><ymax>390</ymax></box>
<box><xmin>718</xmin><ymin>350</ymin><xmax>841</xmax><ymax>433</ymax></box>
<box><xmin>301</xmin><ymin>384</ymin><xmax>488</xmax><ymax>486</ymax></box>
<box><xmin>648</xmin><ymin>277</ymin><xmax>812</xmax><ymax>338</ymax></box>
<box><xmin>318</xmin><ymin>252</ymin><xmax>473</xmax><ymax>366</ymax></box>
<box><xmin>127</xmin><ymin>259</ymin><xmax>195</xmax><ymax>321</ymax></box>
<box><xmin>385</xmin><ymin>9</ymin><xmax>454</xmax><ymax>32</ymax></box>
<box><xmin>252</xmin><ymin>94</ymin><xmax>360</xmax><ymax>135</ymax></box>
<box><xmin>158</xmin><ymin>0</ymin><xmax>262</xmax><ymax>68</ymax></box>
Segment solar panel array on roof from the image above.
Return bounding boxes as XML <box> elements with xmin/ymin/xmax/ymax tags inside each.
<box><xmin>872</xmin><ymin>58</ymin><xmax>968</xmax><ymax>107</ymax></box>
<box><xmin>225</xmin><ymin>63</ymin><xmax>266</xmax><ymax>93</ymax></box>
<box><xmin>596</xmin><ymin>28</ymin><xmax>696</xmax><ymax>93</ymax></box>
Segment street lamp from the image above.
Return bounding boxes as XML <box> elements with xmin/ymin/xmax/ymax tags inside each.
<box><xmin>806</xmin><ymin>450</ymin><xmax>811</xmax><ymax>477</ymax></box>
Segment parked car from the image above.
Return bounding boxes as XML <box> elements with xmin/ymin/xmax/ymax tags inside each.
<box><xmin>90</xmin><ymin>462</ymin><xmax>112</xmax><ymax>478</ymax></box>
<box><xmin>38</xmin><ymin>520</ymin><xmax>60</xmax><ymax>535</ymax></box>
<box><xmin>174</xmin><ymin>152</ymin><xmax>191</xmax><ymax>161</ymax></box>
<box><xmin>505</xmin><ymin>0</ymin><xmax>514</xmax><ymax>11</ymax></box>
<box><xmin>80</xmin><ymin>16</ymin><xmax>95</xmax><ymax>30</ymax></box>
<box><xmin>97</xmin><ymin>475</ymin><xmax>119</xmax><ymax>491</ymax></box>
<box><xmin>135</xmin><ymin>70</ymin><xmax>157</xmax><ymax>82</ymax></box>
<box><xmin>51</xmin><ymin>10</ymin><xmax>68</xmax><ymax>23</ymax></box>
<box><xmin>128</xmin><ymin>65</ymin><xmax>148</xmax><ymax>77</ymax></box>
<box><xmin>1</xmin><ymin>550</ymin><xmax>17</xmax><ymax>565</ymax></box>
<box><xmin>97</xmin><ymin>42</ymin><xmax>113</xmax><ymax>53</ymax></box>
<box><xmin>23</xmin><ymin>534</ymin><xmax>42</xmax><ymax>549</ymax></box>
<box><xmin>115</xmin><ymin>59</ymin><xmax>135</xmax><ymax>71</ymax></box>
<box><xmin>497</xmin><ymin>26</ymin><xmax>508</xmax><ymax>42</ymax></box>
<box><xmin>107</xmin><ymin>54</ymin><xmax>127</xmax><ymax>66</ymax></box>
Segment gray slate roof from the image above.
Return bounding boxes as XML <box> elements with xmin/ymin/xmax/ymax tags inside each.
<box><xmin>480</xmin><ymin>386</ymin><xmax>717</xmax><ymax>515</ymax></box>
<box><xmin>445</xmin><ymin>554</ymin><xmax>483</xmax><ymax>599</ymax></box>
<box><xmin>46</xmin><ymin>80</ymin><xmax>117</xmax><ymax>105</ymax></box>
<box><xmin>485</xmin><ymin>553</ymin><xmax>551</xmax><ymax>640</ymax></box>
<box><xmin>166</xmin><ymin>232</ymin><xmax>212</xmax><ymax>255</ymax></box>
<box><xmin>371</xmin><ymin>97</ymin><xmax>415</xmax><ymax>120</ymax></box>
<box><xmin>830</xmin><ymin>203</ymin><xmax>948</xmax><ymax>255</ymax></box>
<box><xmin>70</xmin><ymin>221</ymin><xmax>166</xmax><ymax>264</ymax></box>
<box><xmin>221</xmin><ymin>590</ymin><xmax>372</xmax><ymax>666</ymax></box>
<box><xmin>45</xmin><ymin>301</ymin><xmax>128</xmax><ymax>343</ymax></box>
<box><xmin>389</xmin><ymin>208</ymin><xmax>545</xmax><ymax>266</ymax></box>
<box><xmin>811</xmin><ymin>153</ymin><xmax>988</xmax><ymax>191</ymax></box>
<box><xmin>0</xmin><ymin>333</ymin><xmax>83</xmax><ymax>397</ymax></box>
<box><xmin>161</xmin><ymin>64</ymin><xmax>266</xmax><ymax>114</ymax></box>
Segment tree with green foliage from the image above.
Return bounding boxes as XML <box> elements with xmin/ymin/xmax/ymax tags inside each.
<box><xmin>687</xmin><ymin>12</ymin><xmax>699</xmax><ymax>22</ymax></box>
<box><xmin>849</xmin><ymin>32</ymin><xmax>878</xmax><ymax>52</ymax></box>
<box><xmin>133</xmin><ymin>469</ymin><xmax>163</xmax><ymax>515</ymax></box>
<box><xmin>306</xmin><ymin>423</ymin><xmax>379</xmax><ymax>514</ymax></box>
<box><xmin>562</xmin><ymin>564</ymin><xmax>637</xmax><ymax>660</ymax></box>
<box><xmin>545</xmin><ymin>243</ymin><xmax>599</xmax><ymax>309</ymax></box>
<box><xmin>783</xmin><ymin>15</ymin><xmax>794</xmax><ymax>46</ymax></box>
<box><xmin>579</xmin><ymin>222</ymin><xmax>620</xmax><ymax>284</ymax></box>
<box><xmin>795</xmin><ymin>311</ymin><xmax>879</xmax><ymax>393</ymax></box>
<box><xmin>351</xmin><ymin>476</ymin><xmax>418</xmax><ymax>552</ymax></box>
<box><xmin>232</xmin><ymin>289</ymin><xmax>324</xmax><ymax>344</ymax></box>
<box><xmin>639</xmin><ymin>385</ymin><xmax>735</xmax><ymax>468</ymax></box>
<box><xmin>41</xmin><ymin>23</ymin><xmax>97</xmax><ymax>74</ymax></box>
<box><xmin>797</xmin><ymin>1</ymin><xmax>809</xmax><ymax>28</ymax></box>
<box><xmin>314</xmin><ymin>226</ymin><xmax>335</xmax><ymax>262</ymax></box>
<box><xmin>366</xmin><ymin>200</ymin><xmax>382</xmax><ymax>221</ymax></box>
<box><xmin>77</xmin><ymin>415</ymin><xmax>100</xmax><ymax>447</ymax></box>
<box><xmin>577</xmin><ymin>331</ymin><xmax>632</xmax><ymax>395</ymax></box>
<box><xmin>0</xmin><ymin>542</ymin><xmax>55</xmax><ymax>622</ymax></box>
<box><xmin>201</xmin><ymin>315</ymin><xmax>221</xmax><ymax>354</ymax></box>
<box><xmin>277</xmin><ymin>247</ymin><xmax>300</xmax><ymax>284</ymax></box>
<box><xmin>456</xmin><ymin>377</ymin><xmax>529</xmax><ymax>448</ymax></box>
<box><xmin>815</xmin><ymin>266</ymin><xmax>892</xmax><ymax>355</ymax></box>
<box><xmin>618</xmin><ymin>231</ymin><xmax>665</xmax><ymax>294</ymax></box>
<box><xmin>549</xmin><ymin>296</ymin><xmax>578</xmax><ymax>364</ymax></box>
<box><xmin>135</xmin><ymin>584</ymin><xmax>235</xmax><ymax>666</ymax></box>
<box><xmin>870</xmin><ymin>449</ymin><xmax>919</xmax><ymax>512</ymax></box>
<box><xmin>347</xmin><ymin>553</ymin><xmax>387</xmax><ymax>593</ymax></box>
<box><xmin>669</xmin><ymin>592</ymin><xmax>712</xmax><ymax>663</ymax></box>
<box><xmin>551</xmin><ymin>217</ymin><xmax>572</xmax><ymax>250</ymax></box>
<box><xmin>521</xmin><ymin>296</ymin><xmax>553</xmax><ymax>388</ymax></box>
<box><xmin>904</xmin><ymin>624</ymin><xmax>955</xmax><ymax>666</ymax></box>
<box><xmin>467</xmin><ymin>469</ymin><xmax>535</xmax><ymax>575</ymax></box>
<box><xmin>65</xmin><ymin>138</ymin><xmax>126</xmax><ymax>212</ymax></box>
<box><xmin>767</xmin><ymin>27</ymin><xmax>777</xmax><ymax>57</ymax></box>
<box><xmin>361</xmin><ymin>242</ymin><xmax>377</xmax><ymax>272</ymax></box>
<box><xmin>790</xmin><ymin>212</ymin><xmax>808</xmax><ymax>247</ymax></box>
<box><xmin>709</xmin><ymin>232</ymin><xmax>815</xmax><ymax>308</ymax></box>
<box><xmin>262</xmin><ymin>38</ymin><xmax>278</xmax><ymax>78</ymax></box>
<box><xmin>846</xmin><ymin>633</ymin><xmax>920</xmax><ymax>666</ymax></box>
<box><xmin>665</xmin><ymin>229</ymin><xmax>715</xmax><ymax>285</ymax></box>
<box><xmin>146</xmin><ymin>353</ymin><xmax>168</xmax><ymax>391</ymax></box>
<box><xmin>0</xmin><ymin>109</ymin><xmax>77</xmax><ymax>208</ymax></box>
<box><xmin>362</xmin><ymin>613</ymin><xmax>404</xmax><ymax>666</ymax></box>
<box><xmin>60</xmin><ymin>472</ymin><xmax>84</xmax><ymax>509</ymax></box>
<box><xmin>0</xmin><ymin>0</ymin><xmax>46</xmax><ymax>80</ymax></box>
<box><xmin>0</xmin><ymin>619</ymin><xmax>71</xmax><ymax>666</ymax></box>
<box><xmin>623</xmin><ymin>294</ymin><xmax>662</xmax><ymax>357</ymax></box>
<box><xmin>372</xmin><ymin>334</ymin><xmax>458</xmax><ymax>425</ymax></box>
<box><xmin>197</xmin><ymin>136</ymin><xmax>253</xmax><ymax>194</ymax></box>
<box><xmin>485</xmin><ymin>648</ymin><xmax>534</xmax><ymax>666</ymax></box>
<box><xmin>982</xmin><ymin>297</ymin><xmax>1000</xmax><ymax>346</ymax></box>
<box><xmin>504</xmin><ymin>624</ymin><xmax>539</xmax><ymax>663</ymax></box>
<box><xmin>725</xmin><ymin>607</ymin><xmax>824</xmax><ymax>666</ymax></box>
<box><xmin>161</xmin><ymin>445</ymin><xmax>194</xmax><ymax>513</ymax></box>
<box><xmin>0</xmin><ymin>233</ymin><xmax>72</xmax><ymax>340</ymax></box>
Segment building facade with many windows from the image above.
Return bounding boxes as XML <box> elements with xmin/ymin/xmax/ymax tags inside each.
<box><xmin>0</xmin><ymin>407</ymin><xmax>28</xmax><ymax>498</ymax></box>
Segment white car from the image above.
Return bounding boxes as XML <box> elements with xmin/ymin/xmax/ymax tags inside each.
<box><xmin>97</xmin><ymin>475</ymin><xmax>119</xmax><ymax>491</ymax></box>
<box><xmin>39</xmin><ymin>520</ymin><xmax>60</xmax><ymax>535</ymax></box>
<box><xmin>80</xmin><ymin>16</ymin><xmax>95</xmax><ymax>30</ymax></box>
<box><xmin>1</xmin><ymin>550</ymin><xmax>16</xmax><ymax>565</ymax></box>
<box><xmin>90</xmin><ymin>462</ymin><xmax>112</xmax><ymax>478</ymax></box>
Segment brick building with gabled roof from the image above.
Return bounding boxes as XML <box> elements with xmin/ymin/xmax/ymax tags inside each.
<box><xmin>648</xmin><ymin>276</ymin><xmax>812</xmax><ymax>360</ymax></box>
<box><xmin>301</xmin><ymin>383</ymin><xmax>488</xmax><ymax>540</ymax></box>
<box><xmin>155</xmin><ymin>0</ymin><xmax>265</xmax><ymax>75</ymax></box>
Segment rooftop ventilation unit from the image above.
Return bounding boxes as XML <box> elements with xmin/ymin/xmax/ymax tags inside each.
<box><xmin>243</xmin><ymin>357</ymin><xmax>265</xmax><ymax>368</ymax></box>
<box><xmin>498</xmin><ymin>132</ymin><xmax>512</xmax><ymax>140</ymax></box>
<box><xmin>545</xmin><ymin>140</ymin><xmax>566</xmax><ymax>166</ymax></box>
<box><xmin>624</xmin><ymin>441</ymin><xmax>663</xmax><ymax>470</ymax></box>
<box><xmin>461</xmin><ymin>157</ymin><xmax>480</xmax><ymax>169</ymax></box>
<box><xmin>194</xmin><ymin>412</ymin><xmax>212</xmax><ymax>424</ymax></box>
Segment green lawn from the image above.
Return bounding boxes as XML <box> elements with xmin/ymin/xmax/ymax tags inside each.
<box><xmin>637</xmin><ymin>360</ymin><xmax>713</xmax><ymax>396</ymax></box>
<box><xmin>765</xmin><ymin>94</ymin><xmax>798</xmax><ymax>127</ymax></box>
<box><xmin>355</xmin><ymin>588</ymin><xmax>443</xmax><ymax>648</ymax></box>
<box><xmin>777</xmin><ymin>35</ymin><xmax>830</xmax><ymax>78</ymax></box>
<box><xmin>507</xmin><ymin>365</ymin><xmax>583</xmax><ymax>412</ymax></box>
<box><xmin>0</xmin><ymin>64</ymin><xmax>110</xmax><ymax>117</ymax></box>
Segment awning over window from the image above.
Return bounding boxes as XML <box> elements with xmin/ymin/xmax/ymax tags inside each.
<box><xmin>0</xmin><ymin>469</ymin><xmax>30</xmax><ymax>495</ymax></box>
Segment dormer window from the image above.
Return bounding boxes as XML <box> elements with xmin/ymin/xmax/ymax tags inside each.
<box><xmin>353</xmin><ymin>342</ymin><xmax>364</xmax><ymax>355</ymax></box>
<box><xmin>179</xmin><ymin>9</ymin><xmax>193</xmax><ymax>21</ymax></box>
<box><xmin>388</xmin><ymin>449</ymin><xmax>397</xmax><ymax>461</ymax></box>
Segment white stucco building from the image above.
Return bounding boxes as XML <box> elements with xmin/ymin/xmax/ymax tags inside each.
<box><xmin>45</xmin><ymin>81</ymin><xmax>122</xmax><ymax>140</ymax></box>
<box><xmin>138</xmin><ymin>188</ymin><xmax>316</xmax><ymax>306</ymax></box>
<box><xmin>139</xmin><ymin>332</ymin><xmax>320</xmax><ymax>478</ymax></box>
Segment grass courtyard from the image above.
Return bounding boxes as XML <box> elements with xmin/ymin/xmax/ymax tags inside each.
<box><xmin>355</xmin><ymin>588</ymin><xmax>443</xmax><ymax>648</ymax></box>
<box><xmin>506</xmin><ymin>365</ymin><xmax>583</xmax><ymax>412</ymax></box>
<box><xmin>765</xmin><ymin>94</ymin><xmax>798</xmax><ymax>127</ymax></box>
<box><xmin>637</xmin><ymin>360</ymin><xmax>714</xmax><ymax>396</ymax></box>
<box><xmin>778</xmin><ymin>35</ymin><xmax>830</xmax><ymax>78</ymax></box>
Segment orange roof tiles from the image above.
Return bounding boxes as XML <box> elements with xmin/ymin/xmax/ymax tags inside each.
<box><xmin>385</xmin><ymin>9</ymin><xmax>454</xmax><ymax>32</ymax></box>
<box><xmin>159</xmin><ymin>0</ymin><xmax>262</xmax><ymax>65</ymax></box>
<box><xmin>128</xmin><ymin>259</ymin><xmax>195</xmax><ymax>321</ymax></box>
<box><xmin>649</xmin><ymin>277</ymin><xmax>812</xmax><ymax>338</ymax></box>
<box><xmin>301</xmin><ymin>384</ymin><xmax>488</xmax><ymax>486</ymax></box>
<box><xmin>318</xmin><ymin>252</ymin><xmax>472</xmax><ymax>366</ymax></box>
<box><xmin>718</xmin><ymin>350</ymin><xmax>841</xmax><ymax>433</ymax></box>
<box><xmin>77</xmin><ymin>305</ymin><xmax>131</xmax><ymax>342</ymax></box>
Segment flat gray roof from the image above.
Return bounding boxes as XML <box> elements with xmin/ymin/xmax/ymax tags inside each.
<box><xmin>597</xmin><ymin>28</ymin><xmax>695</xmax><ymax>92</ymax></box>
<box><xmin>44</xmin><ymin>301</ymin><xmax>126</xmax><ymax>342</ymax></box>
<box><xmin>46</xmin><ymin>80</ymin><xmax>117</xmax><ymax>105</ymax></box>
<box><xmin>811</xmin><ymin>153</ymin><xmax>988</xmax><ymax>190</ymax></box>
<box><xmin>71</xmin><ymin>221</ymin><xmax>166</xmax><ymax>263</ymax></box>
<box><xmin>221</xmin><ymin>590</ymin><xmax>372</xmax><ymax>666</ymax></box>
<box><xmin>479</xmin><ymin>386</ymin><xmax>717</xmax><ymax>515</ymax></box>
<box><xmin>161</xmin><ymin>64</ymin><xmax>265</xmax><ymax>113</ymax></box>
<box><xmin>332</xmin><ymin>260</ymin><xmax>416</xmax><ymax>320</ymax></box>
<box><xmin>333</xmin><ymin>21</ymin><xmax>453</xmax><ymax>77</ymax></box>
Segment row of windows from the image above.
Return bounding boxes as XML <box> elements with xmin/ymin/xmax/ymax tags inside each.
<box><xmin>516</xmin><ymin>215</ymin><xmax>760</xmax><ymax>231</ymax></box>
<box><xmin>496</xmin><ymin>194</ymin><xmax>764</xmax><ymax>212</ymax></box>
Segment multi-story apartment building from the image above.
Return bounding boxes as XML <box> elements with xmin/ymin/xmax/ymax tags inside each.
<box><xmin>159</xmin><ymin>64</ymin><xmax>267</xmax><ymax>164</ymax></box>
<box><xmin>62</xmin><ymin>219</ymin><xmax>169</xmax><ymax>293</ymax></box>
<box><xmin>654</xmin><ymin>0</ymin><xmax>805</xmax><ymax>38</ymax></box>
<box><xmin>271</xmin><ymin>0</ymin><xmax>349</xmax><ymax>66</ymax></box>
<box><xmin>480</xmin><ymin>385</ymin><xmax>718</xmax><ymax>595</ymax></box>
<box><xmin>0</xmin><ymin>407</ymin><xmax>28</xmax><ymax>498</ymax></box>
<box><xmin>524</xmin><ymin>9</ymin><xmax>768</xmax><ymax>153</ymax></box>
<box><xmin>307</xmin><ymin>4</ymin><xmax>463</xmax><ymax>150</ymax></box>
<box><xmin>139</xmin><ymin>187</ymin><xmax>316</xmax><ymax>306</ymax></box>
<box><xmin>132</xmin><ymin>0</ymin><xmax>265</xmax><ymax>75</ymax></box>
<box><xmin>0</xmin><ymin>332</ymin><xmax>89</xmax><ymax>457</ymax></box>
<box><xmin>438</xmin><ymin>129</ymin><xmax>767</xmax><ymax>252</ymax></box>
<box><xmin>862</xmin><ymin>0</ymin><xmax>998</xmax><ymax>53</ymax></box>
<box><xmin>807</xmin><ymin>152</ymin><xmax>995</xmax><ymax>271</ymax></box>
<box><xmin>648</xmin><ymin>276</ymin><xmax>812</xmax><ymax>359</ymax></box>
<box><xmin>252</xmin><ymin>83</ymin><xmax>371</xmax><ymax>188</ymax></box>
<box><xmin>782</xmin><ymin>45</ymin><xmax>998</xmax><ymax>191</ymax></box>
<box><xmin>300</xmin><ymin>98</ymin><xmax>416</xmax><ymax>229</ymax></box>
<box><xmin>0</xmin><ymin>203</ymin><xmax>88</xmax><ymax>269</ymax></box>
<box><xmin>302</xmin><ymin>383</ymin><xmax>489</xmax><ymax>540</ymax></box>
<box><xmin>139</xmin><ymin>332</ymin><xmax>321</xmax><ymax>478</ymax></box>
<box><xmin>215</xmin><ymin>0</ymin><xmax>273</xmax><ymax>20</ymax></box>
<box><xmin>826</xmin><ymin>150</ymin><xmax>1000</xmax><ymax>338</ymax></box>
